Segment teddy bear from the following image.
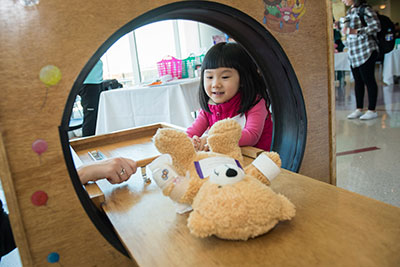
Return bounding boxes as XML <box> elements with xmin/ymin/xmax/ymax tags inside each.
<box><xmin>148</xmin><ymin>119</ymin><xmax>295</xmax><ymax>240</ymax></box>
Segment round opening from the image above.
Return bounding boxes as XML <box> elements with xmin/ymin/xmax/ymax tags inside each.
<box><xmin>59</xmin><ymin>1</ymin><xmax>307</xmax><ymax>257</ymax></box>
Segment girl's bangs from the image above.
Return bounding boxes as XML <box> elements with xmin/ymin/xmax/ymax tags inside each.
<box><xmin>202</xmin><ymin>49</ymin><xmax>237</xmax><ymax>70</ymax></box>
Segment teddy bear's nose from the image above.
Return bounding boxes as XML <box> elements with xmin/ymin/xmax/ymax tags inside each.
<box><xmin>226</xmin><ymin>168</ymin><xmax>238</xmax><ymax>178</ymax></box>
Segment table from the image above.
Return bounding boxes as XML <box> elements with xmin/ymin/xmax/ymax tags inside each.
<box><xmin>334</xmin><ymin>51</ymin><xmax>351</xmax><ymax>71</ymax></box>
<box><xmin>71</xmin><ymin>127</ymin><xmax>400</xmax><ymax>267</ymax></box>
<box><xmin>383</xmin><ymin>48</ymin><xmax>400</xmax><ymax>85</ymax></box>
<box><xmin>95</xmin><ymin>78</ymin><xmax>200</xmax><ymax>135</ymax></box>
<box><xmin>334</xmin><ymin>52</ymin><xmax>353</xmax><ymax>86</ymax></box>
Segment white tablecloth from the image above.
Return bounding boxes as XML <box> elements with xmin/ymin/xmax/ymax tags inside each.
<box><xmin>334</xmin><ymin>52</ymin><xmax>351</xmax><ymax>71</ymax></box>
<box><xmin>96</xmin><ymin>78</ymin><xmax>200</xmax><ymax>135</ymax></box>
<box><xmin>383</xmin><ymin>49</ymin><xmax>400</xmax><ymax>85</ymax></box>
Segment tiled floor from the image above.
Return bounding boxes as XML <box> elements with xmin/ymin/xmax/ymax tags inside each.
<box><xmin>1</xmin><ymin>71</ymin><xmax>399</xmax><ymax>265</ymax></box>
<box><xmin>335</xmin><ymin>72</ymin><xmax>400</xmax><ymax>207</ymax></box>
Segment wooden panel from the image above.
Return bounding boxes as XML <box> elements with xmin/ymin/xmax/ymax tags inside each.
<box><xmin>262</xmin><ymin>0</ymin><xmax>334</xmax><ymax>183</ymax></box>
<box><xmin>208</xmin><ymin>0</ymin><xmax>334</xmax><ymax>183</ymax></box>
<box><xmin>0</xmin><ymin>0</ymin><xmax>334</xmax><ymax>265</ymax></box>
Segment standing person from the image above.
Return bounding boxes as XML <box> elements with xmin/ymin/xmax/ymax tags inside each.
<box><xmin>334</xmin><ymin>18</ymin><xmax>346</xmax><ymax>87</ymax></box>
<box><xmin>394</xmin><ymin>22</ymin><xmax>400</xmax><ymax>40</ymax></box>
<box><xmin>342</xmin><ymin>0</ymin><xmax>381</xmax><ymax>120</ymax></box>
<box><xmin>186</xmin><ymin>42</ymin><xmax>273</xmax><ymax>151</ymax></box>
<box><xmin>78</xmin><ymin>60</ymin><xmax>104</xmax><ymax>136</ymax></box>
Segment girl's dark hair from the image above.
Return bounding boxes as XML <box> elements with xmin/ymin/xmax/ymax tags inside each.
<box><xmin>199</xmin><ymin>42</ymin><xmax>270</xmax><ymax>115</ymax></box>
<box><xmin>353</xmin><ymin>0</ymin><xmax>367</xmax><ymax>7</ymax></box>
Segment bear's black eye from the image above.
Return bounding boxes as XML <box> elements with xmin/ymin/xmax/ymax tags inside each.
<box><xmin>218</xmin><ymin>185</ymin><xmax>222</xmax><ymax>188</ymax></box>
<box><xmin>226</xmin><ymin>168</ymin><xmax>237</xmax><ymax>177</ymax></box>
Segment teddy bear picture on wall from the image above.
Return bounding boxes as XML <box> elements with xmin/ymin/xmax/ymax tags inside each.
<box><xmin>148</xmin><ymin>119</ymin><xmax>295</xmax><ymax>241</ymax></box>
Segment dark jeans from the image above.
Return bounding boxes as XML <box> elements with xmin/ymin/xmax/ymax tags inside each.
<box><xmin>350</xmin><ymin>51</ymin><xmax>378</xmax><ymax>110</ymax></box>
<box><xmin>0</xmin><ymin>200</ymin><xmax>16</xmax><ymax>260</ymax></box>
<box><xmin>78</xmin><ymin>83</ymin><xmax>103</xmax><ymax>137</ymax></box>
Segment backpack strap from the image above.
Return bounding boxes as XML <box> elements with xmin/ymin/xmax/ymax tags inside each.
<box><xmin>358</xmin><ymin>4</ymin><xmax>367</xmax><ymax>27</ymax></box>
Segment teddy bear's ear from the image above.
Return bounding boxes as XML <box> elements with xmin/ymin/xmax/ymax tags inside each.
<box><xmin>153</xmin><ymin>128</ymin><xmax>196</xmax><ymax>171</ymax></box>
<box><xmin>207</xmin><ymin>119</ymin><xmax>243</xmax><ymax>161</ymax></box>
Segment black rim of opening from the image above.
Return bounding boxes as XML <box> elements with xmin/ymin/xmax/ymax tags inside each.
<box><xmin>59</xmin><ymin>1</ymin><xmax>307</xmax><ymax>258</ymax></box>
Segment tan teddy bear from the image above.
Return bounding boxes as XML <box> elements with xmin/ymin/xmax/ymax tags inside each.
<box><xmin>148</xmin><ymin>119</ymin><xmax>295</xmax><ymax>240</ymax></box>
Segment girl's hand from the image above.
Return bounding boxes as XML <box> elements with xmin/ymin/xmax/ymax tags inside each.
<box><xmin>192</xmin><ymin>136</ymin><xmax>209</xmax><ymax>152</ymax></box>
<box><xmin>191</xmin><ymin>135</ymin><xmax>201</xmax><ymax>151</ymax></box>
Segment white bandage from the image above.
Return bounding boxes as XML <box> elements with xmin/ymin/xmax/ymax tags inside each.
<box><xmin>251</xmin><ymin>153</ymin><xmax>281</xmax><ymax>181</ymax></box>
<box><xmin>194</xmin><ymin>157</ymin><xmax>242</xmax><ymax>179</ymax></box>
<box><xmin>148</xmin><ymin>154</ymin><xmax>190</xmax><ymax>202</ymax></box>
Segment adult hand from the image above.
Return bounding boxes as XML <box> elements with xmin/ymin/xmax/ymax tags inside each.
<box><xmin>342</xmin><ymin>27</ymin><xmax>357</xmax><ymax>35</ymax></box>
<box><xmin>78</xmin><ymin>157</ymin><xmax>137</xmax><ymax>184</ymax></box>
<box><xmin>348</xmin><ymin>28</ymin><xmax>358</xmax><ymax>34</ymax></box>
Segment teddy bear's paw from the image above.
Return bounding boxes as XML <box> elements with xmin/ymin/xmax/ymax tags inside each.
<box><xmin>277</xmin><ymin>194</ymin><xmax>296</xmax><ymax>220</ymax></box>
<box><xmin>264</xmin><ymin>151</ymin><xmax>282</xmax><ymax>168</ymax></box>
<box><xmin>208</xmin><ymin>118</ymin><xmax>242</xmax><ymax>137</ymax></box>
<box><xmin>250</xmin><ymin>152</ymin><xmax>281</xmax><ymax>182</ymax></box>
<box><xmin>207</xmin><ymin>134</ymin><xmax>243</xmax><ymax>163</ymax></box>
<box><xmin>153</xmin><ymin>128</ymin><xmax>196</xmax><ymax>172</ymax></box>
<box><xmin>206</xmin><ymin>119</ymin><xmax>243</xmax><ymax>161</ymax></box>
<box><xmin>153</xmin><ymin>128</ymin><xmax>194</xmax><ymax>154</ymax></box>
<box><xmin>244</xmin><ymin>164</ymin><xmax>271</xmax><ymax>186</ymax></box>
<box><xmin>162</xmin><ymin>183</ymin><xmax>175</xmax><ymax>197</ymax></box>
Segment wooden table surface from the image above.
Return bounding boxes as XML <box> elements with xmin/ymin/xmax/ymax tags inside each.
<box><xmin>93</xmin><ymin>169</ymin><xmax>400</xmax><ymax>267</ymax></box>
<box><xmin>71</xmin><ymin>125</ymin><xmax>400</xmax><ymax>267</ymax></box>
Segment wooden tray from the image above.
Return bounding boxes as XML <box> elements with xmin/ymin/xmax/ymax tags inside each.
<box><xmin>70</xmin><ymin>123</ymin><xmax>264</xmax><ymax>208</ymax></box>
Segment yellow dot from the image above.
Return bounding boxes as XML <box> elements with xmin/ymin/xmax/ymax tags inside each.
<box><xmin>39</xmin><ymin>65</ymin><xmax>62</xmax><ymax>86</ymax></box>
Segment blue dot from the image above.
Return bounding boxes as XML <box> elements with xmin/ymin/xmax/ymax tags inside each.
<box><xmin>47</xmin><ymin>252</ymin><xmax>60</xmax><ymax>263</ymax></box>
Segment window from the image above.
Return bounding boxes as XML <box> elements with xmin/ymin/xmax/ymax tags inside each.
<box><xmin>135</xmin><ymin>20</ymin><xmax>177</xmax><ymax>82</ymax></box>
<box><xmin>101</xmin><ymin>34</ymin><xmax>135</xmax><ymax>86</ymax></box>
<box><xmin>101</xmin><ymin>20</ymin><xmax>224</xmax><ymax>86</ymax></box>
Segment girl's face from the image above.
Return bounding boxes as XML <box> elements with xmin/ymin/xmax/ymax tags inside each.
<box><xmin>341</xmin><ymin>0</ymin><xmax>354</xmax><ymax>6</ymax></box>
<box><xmin>203</xmin><ymin>67</ymin><xmax>240</xmax><ymax>104</ymax></box>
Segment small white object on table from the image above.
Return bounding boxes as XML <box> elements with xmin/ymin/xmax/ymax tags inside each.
<box><xmin>96</xmin><ymin>77</ymin><xmax>200</xmax><ymax>135</ymax></box>
<box><xmin>383</xmin><ymin>48</ymin><xmax>400</xmax><ymax>85</ymax></box>
<box><xmin>334</xmin><ymin>51</ymin><xmax>351</xmax><ymax>71</ymax></box>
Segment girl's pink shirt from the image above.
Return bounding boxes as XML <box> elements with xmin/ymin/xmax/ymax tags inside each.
<box><xmin>186</xmin><ymin>93</ymin><xmax>273</xmax><ymax>151</ymax></box>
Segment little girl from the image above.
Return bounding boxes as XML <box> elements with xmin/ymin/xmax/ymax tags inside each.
<box><xmin>186</xmin><ymin>42</ymin><xmax>273</xmax><ymax>151</ymax></box>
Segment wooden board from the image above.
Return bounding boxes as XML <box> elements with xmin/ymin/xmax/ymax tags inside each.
<box><xmin>70</xmin><ymin>123</ymin><xmax>169</xmax><ymax>166</ymax></box>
